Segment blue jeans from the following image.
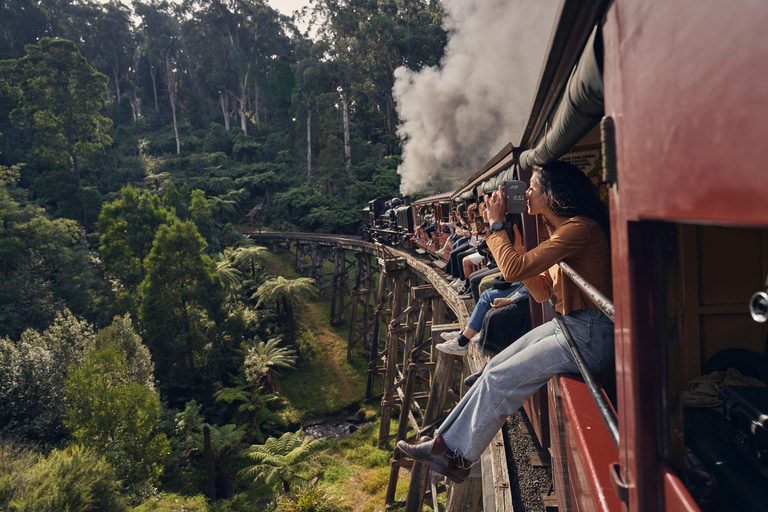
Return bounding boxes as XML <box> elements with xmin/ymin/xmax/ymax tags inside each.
<box><xmin>437</xmin><ymin>309</ymin><xmax>614</xmax><ymax>462</ymax></box>
<box><xmin>466</xmin><ymin>284</ymin><xmax>527</xmax><ymax>333</ymax></box>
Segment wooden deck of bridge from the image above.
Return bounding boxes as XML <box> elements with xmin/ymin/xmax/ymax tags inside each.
<box><xmin>242</xmin><ymin>231</ymin><xmax>514</xmax><ymax>512</ymax></box>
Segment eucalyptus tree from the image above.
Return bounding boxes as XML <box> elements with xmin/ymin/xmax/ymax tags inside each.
<box><xmin>134</xmin><ymin>0</ymin><xmax>184</xmax><ymax>153</ymax></box>
<box><xmin>292</xmin><ymin>39</ymin><xmax>336</xmax><ymax>186</ymax></box>
<box><xmin>0</xmin><ymin>38</ymin><xmax>112</xmax><ymax>229</ymax></box>
<box><xmin>313</xmin><ymin>0</ymin><xmax>446</xmax><ymax>153</ymax></box>
<box><xmin>88</xmin><ymin>1</ymin><xmax>137</xmax><ymax>113</ymax></box>
<box><xmin>184</xmin><ymin>0</ymin><xmax>292</xmax><ymax>135</ymax></box>
<box><xmin>0</xmin><ymin>0</ymin><xmax>49</xmax><ymax>60</ymax></box>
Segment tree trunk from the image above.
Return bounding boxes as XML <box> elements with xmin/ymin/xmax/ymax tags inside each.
<box><xmin>238</xmin><ymin>65</ymin><xmax>250</xmax><ymax>135</ymax></box>
<box><xmin>113</xmin><ymin>54</ymin><xmax>121</xmax><ymax>106</ymax></box>
<box><xmin>171</xmin><ymin>94</ymin><xmax>180</xmax><ymax>154</ymax></box>
<box><xmin>73</xmin><ymin>152</ymin><xmax>87</xmax><ymax>231</ymax></box>
<box><xmin>150</xmin><ymin>62</ymin><xmax>159</xmax><ymax>113</ymax></box>
<box><xmin>306</xmin><ymin>109</ymin><xmax>312</xmax><ymax>186</ymax></box>
<box><xmin>238</xmin><ymin>93</ymin><xmax>247</xmax><ymax>135</ymax></box>
<box><xmin>220</xmin><ymin>93</ymin><xmax>230</xmax><ymax>131</ymax></box>
<box><xmin>132</xmin><ymin>52</ymin><xmax>140</xmax><ymax>120</ymax></box>
<box><xmin>204</xmin><ymin>426</ymin><xmax>217</xmax><ymax>501</ymax></box>
<box><xmin>254</xmin><ymin>81</ymin><xmax>261</xmax><ymax>129</ymax></box>
<box><xmin>165</xmin><ymin>53</ymin><xmax>181</xmax><ymax>154</ymax></box>
<box><xmin>341</xmin><ymin>89</ymin><xmax>351</xmax><ymax>174</ymax></box>
<box><xmin>283</xmin><ymin>297</ymin><xmax>294</xmax><ymax>343</ymax></box>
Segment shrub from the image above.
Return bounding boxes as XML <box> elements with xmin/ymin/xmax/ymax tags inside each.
<box><xmin>132</xmin><ymin>493</ymin><xmax>209</xmax><ymax>511</ymax></box>
<box><xmin>10</xmin><ymin>444</ymin><xmax>126</xmax><ymax>512</ymax></box>
<box><xmin>275</xmin><ymin>483</ymin><xmax>342</xmax><ymax>512</ymax></box>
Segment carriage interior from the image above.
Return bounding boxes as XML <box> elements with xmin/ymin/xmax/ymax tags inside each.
<box><xmin>654</xmin><ymin>221</ymin><xmax>768</xmax><ymax>510</ymax></box>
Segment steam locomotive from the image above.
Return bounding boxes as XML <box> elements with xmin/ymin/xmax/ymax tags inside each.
<box><xmin>361</xmin><ymin>197</ymin><xmax>414</xmax><ymax>248</ymax></box>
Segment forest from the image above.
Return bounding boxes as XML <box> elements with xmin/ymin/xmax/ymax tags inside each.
<box><xmin>0</xmin><ymin>0</ymin><xmax>447</xmax><ymax>510</ymax></box>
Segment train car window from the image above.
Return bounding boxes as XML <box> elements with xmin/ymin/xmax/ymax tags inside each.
<box><xmin>639</xmin><ymin>221</ymin><xmax>768</xmax><ymax>511</ymax></box>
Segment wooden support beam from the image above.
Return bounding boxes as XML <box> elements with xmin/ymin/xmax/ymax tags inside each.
<box><xmin>366</xmin><ymin>269</ymin><xmax>389</xmax><ymax>399</ymax></box>
<box><xmin>404</xmin><ymin>348</ymin><xmax>456</xmax><ymax>512</ymax></box>
<box><xmin>378</xmin><ymin>271</ymin><xmax>405</xmax><ymax>446</ymax></box>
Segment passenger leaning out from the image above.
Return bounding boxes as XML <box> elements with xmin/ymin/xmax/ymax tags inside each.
<box><xmin>397</xmin><ymin>160</ymin><xmax>614</xmax><ymax>483</ymax></box>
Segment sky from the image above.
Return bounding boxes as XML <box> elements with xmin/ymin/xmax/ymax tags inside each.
<box><xmin>268</xmin><ymin>0</ymin><xmax>314</xmax><ymax>35</ymax></box>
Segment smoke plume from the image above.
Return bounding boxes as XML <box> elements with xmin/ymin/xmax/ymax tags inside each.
<box><xmin>394</xmin><ymin>0</ymin><xmax>559</xmax><ymax>195</ymax></box>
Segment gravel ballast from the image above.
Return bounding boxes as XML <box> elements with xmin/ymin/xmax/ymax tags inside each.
<box><xmin>501</xmin><ymin>410</ymin><xmax>554</xmax><ymax>512</ymax></box>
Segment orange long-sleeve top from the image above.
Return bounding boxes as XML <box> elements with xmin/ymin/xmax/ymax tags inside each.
<box><xmin>486</xmin><ymin>216</ymin><xmax>612</xmax><ymax>315</ymax></box>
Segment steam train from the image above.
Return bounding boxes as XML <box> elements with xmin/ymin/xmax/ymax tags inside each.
<box><xmin>361</xmin><ymin>196</ymin><xmax>415</xmax><ymax>248</ymax></box>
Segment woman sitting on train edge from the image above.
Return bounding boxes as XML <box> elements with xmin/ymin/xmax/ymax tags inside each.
<box><xmin>396</xmin><ymin>160</ymin><xmax>614</xmax><ymax>483</ymax></box>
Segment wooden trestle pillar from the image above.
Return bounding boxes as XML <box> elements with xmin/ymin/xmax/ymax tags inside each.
<box><xmin>347</xmin><ymin>252</ymin><xmax>376</xmax><ymax>362</ymax></box>
<box><xmin>329</xmin><ymin>248</ymin><xmax>355</xmax><ymax>326</ymax></box>
<box><xmin>373</xmin><ymin>273</ymin><xmax>465</xmax><ymax>510</ymax></box>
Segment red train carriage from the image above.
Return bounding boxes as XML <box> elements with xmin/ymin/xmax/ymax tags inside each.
<box><xmin>445</xmin><ymin>0</ymin><xmax>768</xmax><ymax>510</ymax></box>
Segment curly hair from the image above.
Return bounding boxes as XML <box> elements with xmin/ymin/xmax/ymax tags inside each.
<box><xmin>533</xmin><ymin>161</ymin><xmax>610</xmax><ymax>237</ymax></box>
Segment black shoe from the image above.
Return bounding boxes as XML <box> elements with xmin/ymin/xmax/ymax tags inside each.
<box><xmin>396</xmin><ymin>436</ymin><xmax>472</xmax><ymax>483</ymax></box>
<box><xmin>463</xmin><ymin>368</ymin><xmax>484</xmax><ymax>388</ymax></box>
<box><xmin>458</xmin><ymin>285</ymin><xmax>471</xmax><ymax>296</ymax></box>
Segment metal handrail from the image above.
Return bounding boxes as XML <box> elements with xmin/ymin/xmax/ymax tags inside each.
<box><xmin>551</xmin><ymin>260</ymin><xmax>618</xmax><ymax>448</ymax></box>
<box><xmin>557</xmin><ymin>260</ymin><xmax>615</xmax><ymax>322</ymax></box>
<box><xmin>548</xmin><ymin>299</ymin><xmax>619</xmax><ymax>448</ymax></box>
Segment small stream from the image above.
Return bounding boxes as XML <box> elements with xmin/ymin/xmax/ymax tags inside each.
<box><xmin>302</xmin><ymin>411</ymin><xmax>372</xmax><ymax>440</ymax></box>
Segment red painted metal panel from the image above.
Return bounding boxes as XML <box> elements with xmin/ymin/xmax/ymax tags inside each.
<box><xmin>559</xmin><ymin>374</ymin><xmax>622</xmax><ymax>512</ymax></box>
<box><xmin>661</xmin><ymin>463</ymin><xmax>701</xmax><ymax>512</ymax></box>
<box><xmin>603</xmin><ymin>1</ymin><xmax>768</xmax><ymax>510</ymax></box>
<box><xmin>605</xmin><ymin>0</ymin><xmax>768</xmax><ymax>229</ymax></box>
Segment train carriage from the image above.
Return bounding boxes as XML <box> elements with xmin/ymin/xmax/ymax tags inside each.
<box><xmin>433</xmin><ymin>0</ymin><xmax>768</xmax><ymax>510</ymax></box>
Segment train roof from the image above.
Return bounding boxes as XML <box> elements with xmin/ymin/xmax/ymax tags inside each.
<box><xmin>411</xmin><ymin>192</ymin><xmax>452</xmax><ymax>206</ymax></box>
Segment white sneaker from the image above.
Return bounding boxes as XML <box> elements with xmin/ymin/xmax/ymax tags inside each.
<box><xmin>440</xmin><ymin>331</ymin><xmax>461</xmax><ymax>341</ymax></box>
<box><xmin>436</xmin><ymin>338</ymin><xmax>468</xmax><ymax>356</ymax></box>
<box><xmin>451</xmin><ymin>279</ymin><xmax>465</xmax><ymax>288</ymax></box>
<box><xmin>470</xmin><ymin>331</ymin><xmax>483</xmax><ymax>344</ymax></box>
<box><xmin>435</xmin><ymin>248</ymin><xmax>445</xmax><ymax>255</ymax></box>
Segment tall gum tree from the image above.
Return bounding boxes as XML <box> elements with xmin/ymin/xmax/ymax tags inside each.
<box><xmin>0</xmin><ymin>37</ymin><xmax>112</xmax><ymax>230</ymax></box>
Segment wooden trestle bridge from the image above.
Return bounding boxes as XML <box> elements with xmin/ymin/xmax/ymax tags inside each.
<box><xmin>244</xmin><ymin>231</ymin><xmax>517</xmax><ymax>512</ymax></box>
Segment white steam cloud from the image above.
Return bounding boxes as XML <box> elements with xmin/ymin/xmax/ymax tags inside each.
<box><xmin>394</xmin><ymin>0</ymin><xmax>560</xmax><ymax>195</ymax></box>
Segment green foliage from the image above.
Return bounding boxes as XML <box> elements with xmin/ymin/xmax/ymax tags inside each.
<box><xmin>0</xmin><ymin>169</ymin><xmax>106</xmax><ymax>338</ymax></box>
<box><xmin>214</xmin><ymin>385</ymin><xmax>285</xmax><ymax>444</ymax></box>
<box><xmin>164</xmin><ymin>401</ymin><xmax>249</xmax><ymax>497</ymax></box>
<box><xmin>9</xmin><ymin>444</ymin><xmax>127</xmax><ymax>512</ymax></box>
<box><xmin>138</xmin><ymin>220</ymin><xmax>225</xmax><ymax>399</ymax></box>
<box><xmin>0</xmin><ymin>37</ymin><xmax>112</xmax><ymax>227</ymax></box>
<box><xmin>64</xmin><ymin>344</ymin><xmax>169</xmax><ymax>486</ymax></box>
<box><xmin>99</xmin><ymin>185</ymin><xmax>176</xmax><ymax>315</ymax></box>
<box><xmin>275</xmin><ymin>482</ymin><xmax>342</xmax><ymax>512</ymax></box>
<box><xmin>0</xmin><ymin>441</ymin><xmax>42</xmax><ymax>510</ymax></box>
<box><xmin>240</xmin><ymin>430</ymin><xmax>326</xmax><ymax>494</ymax></box>
<box><xmin>244</xmin><ymin>337</ymin><xmax>297</xmax><ymax>394</ymax></box>
<box><xmin>190</xmin><ymin>189</ymin><xmax>214</xmax><ymax>245</ymax></box>
<box><xmin>133</xmin><ymin>493</ymin><xmax>209</xmax><ymax>512</ymax></box>
<box><xmin>96</xmin><ymin>314</ymin><xmax>155</xmax><ymax>389</ymax></box>
<box><xmin>252</xmin><ymin>277</ymin><xmax>317</xmax><ymax>343</ymax></box>
<box><xmin>0</xmin><ymin>310</ymin><xmax>95</xmax><ymax>441</ymax></box>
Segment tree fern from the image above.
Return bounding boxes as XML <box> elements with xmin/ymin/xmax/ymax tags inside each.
<box><xmin>251</xmin><ymin>276</ymin><xmax>317</xmax><ymax>309</ymax></box>
<box><xmin>239</xmin><ymin>430</ymin><xmax>326</xmax><ymax>494</ymax></box>
<box><xmin>245</xmin><ymin>337</ymin><xmax>297</xmax><ymax>393</ymax></box>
